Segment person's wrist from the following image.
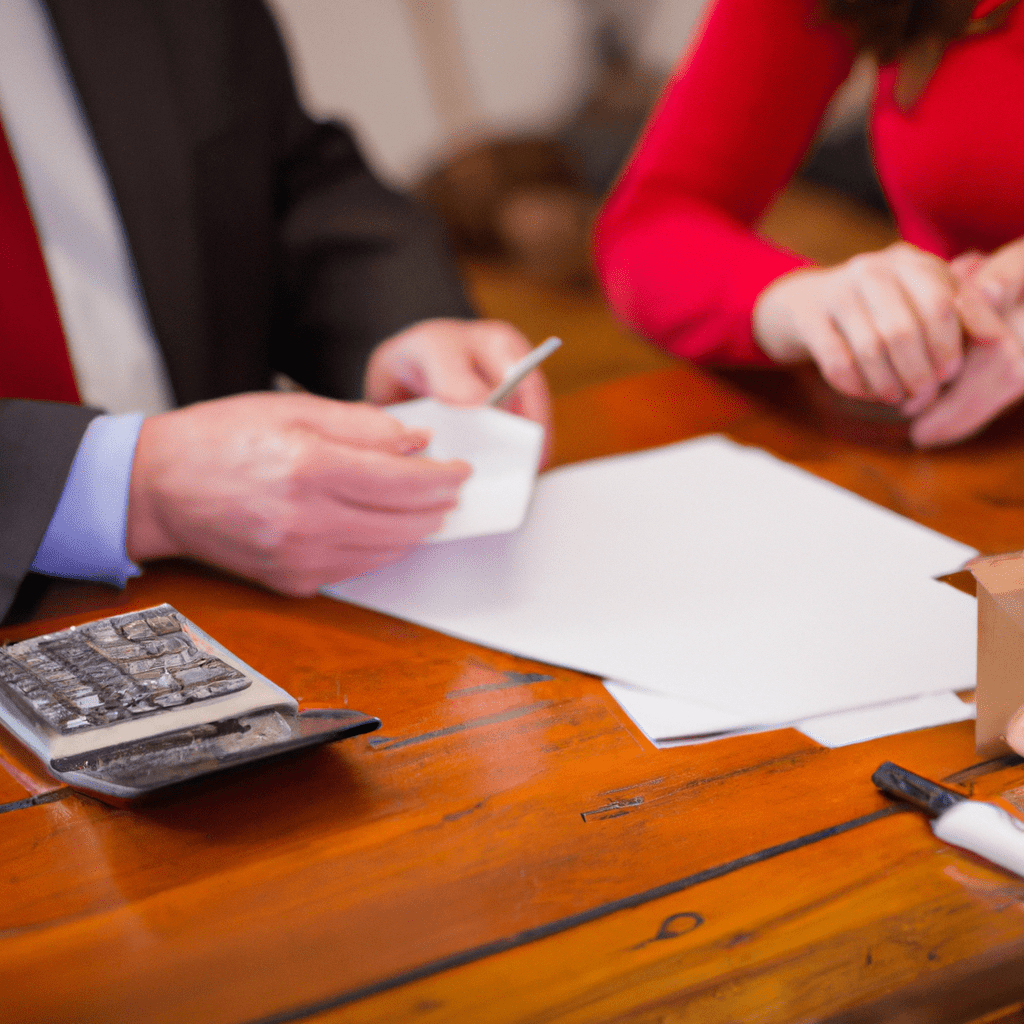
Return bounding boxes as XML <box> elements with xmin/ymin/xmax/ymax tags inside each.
<box><xmin>125</xmin><ymin>415</ymin><xmax>181</xmax><ymax>563</ymax></box>
<box><xmin>752</xmin><ymin>268</ymin><xmax>820</xmax><ymax>364</ymax></box>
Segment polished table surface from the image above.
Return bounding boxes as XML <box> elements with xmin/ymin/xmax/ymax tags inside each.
<box><xmin>5</xmin><ymin>365</ymin><xmax>1024</xmax><ymax>1024</ymax></box>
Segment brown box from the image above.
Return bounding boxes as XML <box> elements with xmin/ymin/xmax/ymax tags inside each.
<box><xmin>968</xmin><ymin>551</ymin><xmax>1024</xmax><ymax>757</ymax></box>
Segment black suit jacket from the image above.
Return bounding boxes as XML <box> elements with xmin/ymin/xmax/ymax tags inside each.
<box><xmin>0</xmin><ymin>0</ymin><xmax>474</xmax><ymax>620</ymax></box>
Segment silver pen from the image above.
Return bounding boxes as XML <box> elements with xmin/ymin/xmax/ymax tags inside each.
<box><xmin>486</xmin><ymin>336</ymin><xmax>562</xmax><ymax>406</ymax></box>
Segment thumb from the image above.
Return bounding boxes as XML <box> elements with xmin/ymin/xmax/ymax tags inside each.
<box><xmin>971</xmin><ymin>238</ymin><xmax>1024</xmax><ymax>316</ymax></box>
<box><xmin>954</xmin><ymin>280</ymin><xmax>1010</xmax><ymax>347</ymax></box>
<box><xmin>412</xmin><ymin>343</ymin><xmax>496</xmax><ymax>406</ymax></box>
<box><xmin>949</xmin><ymin>249</ymin><xmax>985</xmax><ymax>286</ymax></box>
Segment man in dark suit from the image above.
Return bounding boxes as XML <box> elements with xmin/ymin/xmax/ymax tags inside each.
<box><xmin>0</xmin><ymin>0</ymin><xmax>550</xmax><ymax>620</ymax></box>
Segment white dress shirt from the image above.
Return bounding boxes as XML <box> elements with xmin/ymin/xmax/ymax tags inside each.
<box><xmin>0</xmin><ymin>0</ymin><xmax>175</xmax><ymax>586</ymax></box>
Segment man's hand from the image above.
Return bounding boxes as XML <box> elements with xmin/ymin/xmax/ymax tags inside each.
<box><xmin>753</xmin><ymin>242</ymin><xmax>964</xmax><ymax>409</ymax></box>
<box><xmin>364</xmin><ymin>318</ymin><xmax>552</xmax><ymax>430</ymax></box>
<box><xmin>911</xmin><ymin>237</ymin><xmax>1024</xmax><ymax>447</ymax></box>
<box><xmin>126</xmin><ymin>392</ymin><xmax>471</xmax><ymax>594</ymax></box>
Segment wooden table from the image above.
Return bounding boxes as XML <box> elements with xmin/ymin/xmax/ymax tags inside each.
<box><xmin>5</xmin><ymin>365</ymin><xmax>1024</xmax><ymax>1024</ymax></box>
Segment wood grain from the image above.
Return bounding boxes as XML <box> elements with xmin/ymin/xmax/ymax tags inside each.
<box><xmin>3</xmin><ymin>366</ymin><xmax>1024</xmax><ymax>1024</ymax></box>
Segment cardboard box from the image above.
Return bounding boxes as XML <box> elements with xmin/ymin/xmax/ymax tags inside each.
<box><xmin>969</xmin><ymin>551</ymin><xmax>1024</xmax><ymax>757</ymax></box>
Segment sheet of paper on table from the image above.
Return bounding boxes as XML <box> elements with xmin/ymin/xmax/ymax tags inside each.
<box><xmin>603</xmin><ymin>680</ymin><xmax>976</xmax><ymax>748</ymax></box>
<box><xmin>325</xmin><ymin>435</ymin><xmax>978</xmax><ymax>739</ymax></box>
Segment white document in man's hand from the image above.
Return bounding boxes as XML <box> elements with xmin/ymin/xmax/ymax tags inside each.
<box><xmin>386</xmin><ymin>398</ymin><xmax>543</xmax><ymax>542</ymax></box>
<box><xmin>325</xmin><ymin>435</ymin><xmax>977</xmax><ymax>734</ymax></box>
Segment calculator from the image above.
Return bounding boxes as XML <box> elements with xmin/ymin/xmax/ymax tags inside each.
<box><xmin>0</xmin><ymin>604</ymin><xmax>380</xmax><ymax>800</ymax></box>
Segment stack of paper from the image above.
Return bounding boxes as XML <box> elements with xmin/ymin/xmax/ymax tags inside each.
<box><xmin>603</xmin><ymin>681</ymin><xmax>974</xmax><ymax>748</ymax></box>
<box><xmin>325</xmin><ymin>436</ymin><xmax>977</xmax><ymax>747</ymax></box>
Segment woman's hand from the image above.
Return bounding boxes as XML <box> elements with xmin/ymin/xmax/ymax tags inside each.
<box><xmin>753</xmin><ymin>242</ymin><xmax>964</xmax><ymax>410</ymax></box>
<box><xmin>910</xmin><ymin>236</ymin><xmax>1024</xmax><ymax>447</ymax></box>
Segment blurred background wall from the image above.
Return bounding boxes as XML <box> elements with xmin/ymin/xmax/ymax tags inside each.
<box><xmin>263</xmin><ymin>0</ymin><xmax>894</xmax><ymax>397</ymax></box>
<box><xmin>266</xmin><ymin>0</ymin><xmax>708</xmax><ymax>187</ymax></box>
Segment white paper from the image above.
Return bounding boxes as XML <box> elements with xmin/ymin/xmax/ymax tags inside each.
<box><xmin>603</xmin><ymin>680</ymin><xmax>975</xmax><ymax>748</ymax></box>
<box><xmin>326</xmin><ymin>435</ymin><xmax>977</xmax><ymax>729</ymax></box>
<box><xmin>386</xmin><ymin>398</ymin><xmax>543</xmax><ymax>542</ymax></box>
<box><xmin>795</xmin><ymin>691</ymin><xmax>975</xmax><ymax>747</ymax></box>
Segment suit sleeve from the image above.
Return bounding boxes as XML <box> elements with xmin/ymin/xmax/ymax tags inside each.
<box><xmin>593</xmin><ymin>0</ymin><xmax>856</xmax><ymax>365</ymax></box>
<box><xmin>249</xmin><ymin>3</ymin><xmax>477</xmax><ymax>400</ymax></box>
<box><xmin>273</xmin><ymin>118</ymin><xmax>478</xmax><ymax>399</ymax></box>
<box><xmin>0</xmin><ymin>400</ymin><xmax>100</xmax><ymax>621</ymax></box>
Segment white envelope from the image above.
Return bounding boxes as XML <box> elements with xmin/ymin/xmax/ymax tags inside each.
<box><xmin>386</xmin><ymin>398</ymin><xmax>544</xmax><ymax>542</ymax></box>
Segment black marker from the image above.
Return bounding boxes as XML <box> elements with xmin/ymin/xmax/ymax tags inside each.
<box><xmin>873</xmin><ymin>761</ymin><xmax>1024</xmax><ymax>877</ymax></box>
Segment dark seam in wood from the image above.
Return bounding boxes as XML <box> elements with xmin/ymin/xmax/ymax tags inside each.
<box><xmin>944</xmin><ymin>754</ymin><xmax>1024</xmax><ymax>786</ymax></box>
<box><xmin>367</xmin><ymin>701</ymin><xmax>555</xmax><ymax>750</ymax></box>
<box><xmin>445</xmin><ymin>673</ymin><xmax>552</xmax><ymax>698</ymax></box>
<box><xmin>0</xmin><ymin>787</ymin><xmax>69</xmax><ymax>815</ymax></box>
<box><xmin>240</xmin><ymin>805</ymin><xmax>908</xmax><ymax>1024</ymax></box>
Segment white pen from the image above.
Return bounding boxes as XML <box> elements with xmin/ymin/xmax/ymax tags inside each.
<box><xmin>873</xmin><ymin>761</ymin><xmax>1024</xmax><ymax>876</ymax></box>
<box><xmin>487</xmin><ymin>336</ymin><xmax>562</xmax><ymax>407</ymax></box>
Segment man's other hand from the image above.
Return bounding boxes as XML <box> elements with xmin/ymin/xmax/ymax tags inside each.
<box><xmin>126</xmin><ymin>392</ymin><xmax>471</xmax><ymax>593</ymax></box>
<box><xmin>363</xmin><ymin>318</ymin><xmax>553</xmax><ymax>432</ymax></box>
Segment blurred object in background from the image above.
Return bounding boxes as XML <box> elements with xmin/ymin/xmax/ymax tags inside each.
<box><xmin>415</xmin><ymin>0</ymin><xmax>665</xmax><ymax>289</ymax></box>
<box><xmin>418</xmin><ymin>137</ymin><xmax>594</xmax><ymax>289</ymax></box>
<box><xmin>556</xmin><ymin>0</ymin><xmax>664</xmax><ymax>198</ymax></box>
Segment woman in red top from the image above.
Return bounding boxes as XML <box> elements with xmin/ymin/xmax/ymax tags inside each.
<box><xmin>594</xmin><ymin>0</ymin><xmax>1024</xmax><ymax>446</ymax></box>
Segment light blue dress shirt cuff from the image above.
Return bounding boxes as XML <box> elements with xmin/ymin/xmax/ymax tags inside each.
<box><xmin>31</xmin><ymin>412</ymin><xmax>145</xmax><ymax>587</ymax></box>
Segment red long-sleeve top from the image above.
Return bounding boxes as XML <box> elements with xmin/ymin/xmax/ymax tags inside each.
<box><xmin>593</xmin><ymin>0</ymin><xmax>1024</xmax><ymax>364</ymax></box>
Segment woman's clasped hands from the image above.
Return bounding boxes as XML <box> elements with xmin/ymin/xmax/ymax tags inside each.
<box><xmin>752</xmin><ymin>236</ymin><xmax>1024</xmax><ymax>447</ymax></box>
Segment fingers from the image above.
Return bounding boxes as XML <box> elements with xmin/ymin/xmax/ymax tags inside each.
<box><xmin>451</xmin><ymin>321</ymin><xmax>553</xmax><ymax>439</ymax></box>
<box><xmin>949</xmin><ymin>249</ymin><xmax>986</xmax><ymax>286</ymax></box>
<box><xmin>313</xmin><ymin>442</ymin><xmax>472</xmax><ymax>512</ymax></box>
<box><xmin>414</xmin><ymin>335</ymin><xmax>502</xmax><ymax>405</ymax></box>
<box><xmin>828</xmin><ymin>287</ymin><xmax>906</xmax><ymax>402</ymax></box>
<box><xmin>285</xmin><ymin>393</ymin><xmax>432</xmax><ymax>455</ymax></box>
<box><xmin>364</xmin><ymin>316</ymin><xmax>555</xmax><ymax>433</ymax></box>
<box><xmin>954</xmin><ymin>280</ymin><xmax>1008</xmax><ymax>346</ymax></box>
<box><xmin>754</xmin><ymin>244</ymin><xmax>964</xmax><ymax>406</ymax></box>
<box><xmin>910</xmin><ymin>331</ymin><xmax>1024</xmax><ymax>447</ymax></box>
<box><xmin>362</xmin><ymin>318</ymin><xmax>499</xmax><ymax>405</ymax></box>
<box><xmin>455</xmin><ymin>321</ymin><xmax>535</xmax><ymax>403</ymax></box>
<box><xmin>969</xmin><ymin>236</ymin><xmax>1024</xmax><ymax>315</ymax></box>
<box><xmin>840</xmin><ymin>248</ymin><xmax>960</xmax><ymax>401</ymax></box>
<box><xmin>126</xmin><ymin>392</ymin><xmax>474</xmax><ymax>595</ymax></box>
<box><xmin>265</xmin><ymin>489</ymin><xmax>456</xmax><ymax>552</ymax></box>
<box><xmin>889</xmin><ymin>257</ymin><xmax>963</xmax><ymax>382</ymax></box>
<box><xmin>909</xmin><ymin>238</ymin><xmax>1024</xmax><ymax>445</ymax></box>
<box><xmin>498</xmin><ymin>366</ymin><xmax>552</xmax><ymax>426</ymax></box>
<box><xmin>372</xmin><ymin>318</ymin><xmax>532</xmax><ymax>404</ymax></box>
<box><xmin>222</xmin><ymin>444</ymin><xmax>468</xmax><ymax>594</ymax></box>
<box><xmin>787</xmin><ymin>309</ymin><xmax>872</xmax><ymax>400</ymax></box>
